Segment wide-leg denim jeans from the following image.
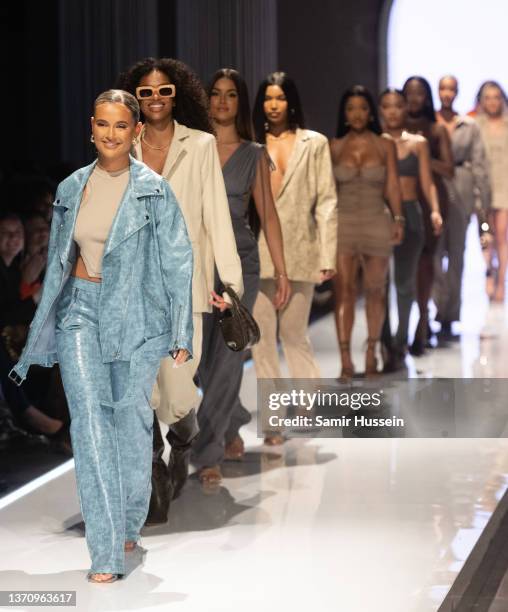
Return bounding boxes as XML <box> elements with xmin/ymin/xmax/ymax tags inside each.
<box><xmin>55</xmin><ymin>277</ymin><xmax>157</xmax><ymax>575</ymax></box>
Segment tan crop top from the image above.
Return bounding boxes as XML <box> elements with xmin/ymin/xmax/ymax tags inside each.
<box><xmin>74</xmin><ymin>164</ymin><xmax>130</xmax><ymax>278</ymax></box>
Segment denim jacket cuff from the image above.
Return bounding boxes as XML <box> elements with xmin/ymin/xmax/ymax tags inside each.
<box><xmin>172</xmin><ymin>340</ymin><xmax>193</xmax><ymax>361</ymax></box>
<box><xmin>8</xmin><ymin>363</ymin><xmax>29</xmax><ymax>387</ymax></box>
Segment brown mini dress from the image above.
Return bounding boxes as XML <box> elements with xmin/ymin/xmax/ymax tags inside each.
<box><xmin>334</xmin><ymin>163</ymin><xmax>392</xmax><ymax>257</ymax></box>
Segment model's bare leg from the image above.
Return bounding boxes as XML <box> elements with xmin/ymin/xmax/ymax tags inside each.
<box><xmin>362</xmin><ymin>255</ymin><xmax>389</xmax><ymax>376</ymax></box>
<box><xmin>485</xmin><ymin>211</ymin><xmax>496</xmax><ymax>299</ymax></box>
<box><xmin>414</xmin><ymin>251</ymin><xmax>434</xmax><ymax>345</ymax></box>
<box><xmin>335</xmin><ymin>254</ymin><xmax>359</xmax><ymax>379</ymax></box>
<box><xmin>494</xmin><ymin>210</ymin><xmax>508</xmax><ymax>302</ymax></box>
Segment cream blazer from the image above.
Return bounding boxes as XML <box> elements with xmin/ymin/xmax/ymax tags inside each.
<box><xmin>135</xmin><ymin>120</ymin><xmax>243</xmax><ymax>312</ymax></box>
<box><xmin>258</xmin><ymin>129</ymin><xmax>338</xmax><ymax>283</ymax></box>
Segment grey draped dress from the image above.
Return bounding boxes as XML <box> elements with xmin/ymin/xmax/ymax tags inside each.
<box><xmin>192</xmin><ymin>141</ymin><xmax>268</xmax><ymax>468</ymax></box>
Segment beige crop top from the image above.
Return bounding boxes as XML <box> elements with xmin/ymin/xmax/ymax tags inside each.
<box><xmin>74</xmin><ymin>164</ymin><xmax>130</xmax><ymax>278</ymax></box>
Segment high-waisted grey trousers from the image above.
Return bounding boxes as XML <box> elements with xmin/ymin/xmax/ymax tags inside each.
<box><xmin>393</xmin><ymin>200</ymin><xmax>425</xmax><ymax>349</ymax></box>
<box><xmin>433</xmin><ymin>198</ymin><xmax>470</xmax><ymax>323</ymax></box>
<box><xmin>192</xmin><ymin>270</ymin><xmax>259</xmax><ymax>468</ymax></box>
<box><xmin>55</xmin><ymin>277</ymin><xmax>159</xmax><ymax>575</ymax></box>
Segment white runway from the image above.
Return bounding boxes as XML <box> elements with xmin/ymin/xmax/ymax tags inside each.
<box><xmin>2</xmin><ymin>220</ymin><xmax>508</xmax><ymax>612</ymax></box>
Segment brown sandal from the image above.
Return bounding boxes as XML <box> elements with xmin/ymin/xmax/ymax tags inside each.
<box><xmin>87</xmin><ymin>572</ymin><xmax>119</xmax><ymax>583</ymax></box>
<box><xmin>224</xmin><ymin>435</ymin><xmax>245</xmax><ymax>461</ymax></box>
<box><xmin>198</xmin><ymin>465</ymin><xmax>222</xmax><ymax>485</ymax></box>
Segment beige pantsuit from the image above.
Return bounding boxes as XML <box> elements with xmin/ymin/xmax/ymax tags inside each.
<box><xmin>150</xmin><ymin>313</ymin><xmax>203</xmax><ymax>425</ymax></box>
<box><xmin>135</xmin><ymin>121</ymin><xmax>244</xmax><ymax>425</ymax></box>
<box><xmin>252</xmin><ymin>280</ymin><xmax>320</xmax><ymax>378</ymax></box>
<box><xmin>253</xmin><ymin>129</ymin><xmax>338</xmax><ymax>382</ymax></box>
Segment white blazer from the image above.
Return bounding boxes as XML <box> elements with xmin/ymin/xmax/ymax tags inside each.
<box><xmin>135</xmin><ymin>120</ymin><xmax>243</xmax><ymax>312</ymax></box>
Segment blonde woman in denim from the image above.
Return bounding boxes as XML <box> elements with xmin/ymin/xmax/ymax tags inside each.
<box><xmin>9</xmin><ymin>90</ymin><xmax>193</xmax><ymax>583</ymax></box>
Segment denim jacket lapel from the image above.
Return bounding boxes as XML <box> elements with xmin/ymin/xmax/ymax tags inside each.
<box><xmin>54</xmin><ymin>156</ymin><xmax>162</xmax><ymax>264</ymax></box>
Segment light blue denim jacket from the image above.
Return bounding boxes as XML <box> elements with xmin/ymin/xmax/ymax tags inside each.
<box><xmin>9</xmin><ymin>156</ymin><xmax>193</xmax><ymax>386</ymax></box>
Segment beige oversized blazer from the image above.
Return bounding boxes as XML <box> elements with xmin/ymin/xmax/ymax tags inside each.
<box><xmin>258</xmin><ymin>129</ymin><xmax>338</xmax><ymax>283</ymax></box>
<box><xmin>135</xmin><ymin>120</ymin><xmax>243</xmax><ymax>312</ymax></box>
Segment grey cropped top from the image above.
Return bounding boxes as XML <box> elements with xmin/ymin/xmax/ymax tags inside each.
<box><xmin>397</xmin><ymin>152</ymin><xmax>419</xmax><ymax>178</ymax></box>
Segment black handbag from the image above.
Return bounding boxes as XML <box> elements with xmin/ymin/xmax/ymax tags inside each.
<box><xmin>219</xmin><ymin>286</ymin><xmax>260</xmax><ymax>351</ymax></box>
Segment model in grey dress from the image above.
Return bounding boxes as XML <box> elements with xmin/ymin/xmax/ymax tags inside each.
<box><xmin>192</xmin><ymin>142</ymin><xmax>267</xmax><ymax>469</ymax></box>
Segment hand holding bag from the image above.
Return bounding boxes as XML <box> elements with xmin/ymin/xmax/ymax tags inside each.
<box><xmin>219</xmin><ymin>286</ymin><xmax>260</xmax><ymax>351</ymax></box>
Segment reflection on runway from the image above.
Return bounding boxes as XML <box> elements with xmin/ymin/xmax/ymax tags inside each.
<box><xmin>2</xmin><ymin>220</ymin><xmax>508</xmax><ymax>611</ymax></box>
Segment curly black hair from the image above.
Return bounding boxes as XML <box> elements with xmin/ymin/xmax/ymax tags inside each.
<box><xmin>117</xmin><ymin>57</ymin><xmax>214</xmax><ymax>134</ymax></box>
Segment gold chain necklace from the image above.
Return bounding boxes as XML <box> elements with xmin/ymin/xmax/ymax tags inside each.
<box><xmin>141</xmin><ymin>133</ymin><xmax>169</xmax><ymax>151</ymax></box>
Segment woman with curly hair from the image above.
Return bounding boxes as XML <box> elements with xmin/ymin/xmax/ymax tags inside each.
<box><xmin>117</xmin><ymin>58</ymin><xmax>243</xmax><ymax>508</ymax></box>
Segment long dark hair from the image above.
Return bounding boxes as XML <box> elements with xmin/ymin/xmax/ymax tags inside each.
<box><xmin>402</xmin><ymin>76</ymin><xmax>436</xmax><ymax>123</ymax></box>
<box><xmin>379</xmin><ymin>87</ymin><xmax>406</xmax><ymax>102</ymax></box>
<box><xmin>476</xmin><ymin>80</ymin><xmax>508</xmax><ymax>106</ymax></box>
<box><xmin>117</xmin><ymin>57</ymin><xmax>213</xmax><ymax>133</ymax></box>
<box><xmin>207</xmin><ymin>68</ymin><xmax>254</xmax><ymax>141</ymax></box>
<box><xmin>336</xmin><ymin>85</ymin><xmax>382</xmax><ymax>137</ymax></box>
<box><xmin>252</xmin><ymin>71</ymin><xmax>305</xmax><ymax>143</ymax></box>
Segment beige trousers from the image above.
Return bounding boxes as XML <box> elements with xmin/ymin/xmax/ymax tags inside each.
<box><xmin>151</xmin><ymin>313</ymin><xmax>203</xmax><ymax>425</ymax></box>
<box><xmin>252</xmin><ymin>279</ymin><xmax>321</xmax><ymax>379</ymax></box>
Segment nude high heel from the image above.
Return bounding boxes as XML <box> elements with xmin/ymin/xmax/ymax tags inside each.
<box><xmin>365</xmin><ymin>338</ymin><xmax>380</xmax><ymax>378</ymax></box>
<box><xmin>338</xmin><ymin>341</ymin><xmax>354</xmax><ymax>381</ymax></box>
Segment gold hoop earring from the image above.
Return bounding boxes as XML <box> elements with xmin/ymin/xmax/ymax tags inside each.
<box><xmin>132</xmin><ymin>137</ymin><xmax>138</xmax><ymax>145</ymax></box>
<box><xmin>90</xmin><ymin>134</ymin><xmax>95</xmax><ymax>143</ymax></box>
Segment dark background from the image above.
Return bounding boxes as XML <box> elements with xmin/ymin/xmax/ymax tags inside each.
<box><xmin>1</xmin><ymin>0</ymin><xmax>389</xmax><ymax>175</ymax></box>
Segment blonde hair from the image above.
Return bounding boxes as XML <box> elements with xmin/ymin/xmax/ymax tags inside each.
<box><xmin>93</xmin><ymin>89</ymin><xmax>140</xmax><ymax>123</ymax></box>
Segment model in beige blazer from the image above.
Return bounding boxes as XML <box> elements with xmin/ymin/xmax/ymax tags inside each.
<box><xmin>252</xmin><ymin>126</ymin><xmax>338</xmax><ymax>439</ymax></box>
<box><xmin>257</xmin><ymin>128</ymin><xmax>338</xmax><ymax>282</ymax></box>
<box><xmin>135</xmin><ymin>120</ymin><xmax>243</xmax><ymax>312</ymax></box>
<box><xmin>134</xmin><ymin>120</ymin><xmax>243</xmax><ymax>426</ymax></box>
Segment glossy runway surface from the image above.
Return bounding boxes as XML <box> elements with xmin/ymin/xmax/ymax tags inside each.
<box><xmin>2</xmin><ymin>220</ymin><xmax>508</xmax><ymax>612</ymax></box>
